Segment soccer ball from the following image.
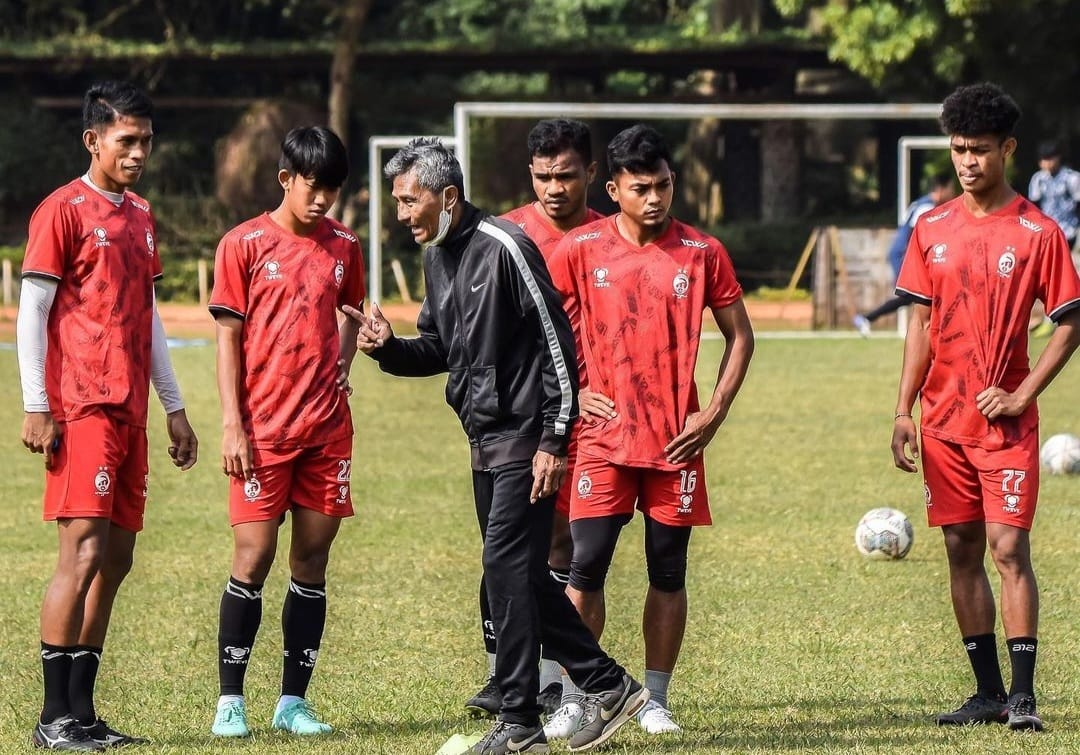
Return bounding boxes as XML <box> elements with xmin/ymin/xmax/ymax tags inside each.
<box><xmin>855</xmin><ymin>507</ymin><xmax>914</xmax><ymax>561</ymax></box>
<box><xmin>1040</xmin><ymin>433</ymin><xmax>1080</xmax><ymax>475</ymax></box>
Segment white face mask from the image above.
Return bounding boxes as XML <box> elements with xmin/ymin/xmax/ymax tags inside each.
<box><xmin>425</xmin><ymin>189</ymin><xmax>453</xmax><ymax>247</ymax></box>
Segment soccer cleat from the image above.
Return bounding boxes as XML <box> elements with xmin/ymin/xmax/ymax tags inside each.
<box><xmin>466</xmin><ymin>677</ymin><xmax>502</xmax><ymax>718</ymax></box>
<box><xmin>32</xmin><ymin>716</ymin><xmax>105</xmax><ymax>751</ymax></box>
<box><xmin>567</xmin><ymin>673</ymin><xmax>649</xmax><ymax>751</ymax></box>
<box><xmin>537</xmin><ymin>682</ymin><xmax>562</xmax><ymax>716</ymax></box>
<box><xmin>542</xmin><ymin>701</ymin><xmax>583</xmax><ymax>740</ymax></box>
<box><xmin>271</xmin><ymin>699</ymin><xmax>332</xmax><ymax>736</ymax></box>
<box><xmin>935</xmin><ymin>693</ymin><xmax>1007</xmax><ymax>726</ymax></box>
<box><xmin>81</xmin><ymin>719</ymin><xmax>149</xmax><ymax>748</ymax></box>
<box><xmin>211</xmin><ymin>698</ymin><xmax>250</xmax><ymax>738</ymax></box>
<box><xmin>853</xmin><ymin>314</ymin><xmax>871</xmax><ymax>337</ymax></box>
<box><xmin>1007</xmin><ymin>693</ymin><xmax>1044</xmax><ymax>731</ymax></box>
<box><xmin>469</xmin><ymin>721</ymin><xmax>548</xmax><ymax>754</ymax></box>
<box><xmin>636</xmin><ymin>699</ymin><xmax>681</xmax><ymax>734</ymax></box>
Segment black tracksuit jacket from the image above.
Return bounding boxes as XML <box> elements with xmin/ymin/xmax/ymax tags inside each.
<box><xmin>372</xmin><ymin>202</ymin><xmax>579</xmax><ymax>470</ymax></box>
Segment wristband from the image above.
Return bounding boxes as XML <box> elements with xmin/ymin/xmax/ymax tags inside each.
<box><xmin>894</xmin><ymin>412</ymin><xmax>913</xmax><ymax>420</ymax></box>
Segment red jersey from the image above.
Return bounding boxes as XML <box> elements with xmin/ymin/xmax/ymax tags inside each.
<box><xmin>501</xmin><ymin>202</ymin><xmax>605</xmax><ymax>381</ymax></box>
<box><xmin>22</xmin><ymin>178</ymin><xmax>162</xmax><ymax>428</ymax></box>
<box><xmin>896</xmin><ymin>195</ymin><xmax>1080</xmax><ymax>449</ymax></box>
<box><xmin>210</xmin><ymin>213</ymin><xmax>366</xmax><ymax>449</ymax></box>
<box><xmin>548</xmin><ymin>216</ymin><xmax>743</xmax><ymax>469</ymax></box>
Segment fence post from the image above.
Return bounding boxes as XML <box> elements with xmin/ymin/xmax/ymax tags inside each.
<box><xmin>197</xmin><ymin>259</ymin><xmax>209</xmax><ymax>306</ymax></box>
<box><xmin>2</xmin><ymin>259</ymin><xmax>13</xmax><ymax>308</ymax></box>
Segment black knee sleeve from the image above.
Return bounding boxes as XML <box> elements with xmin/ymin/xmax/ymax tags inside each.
<box><xmin>645</xmin><ymin>517</ymin><xmax>691</xmax><ymax>593</ymax></box>
<box><xmin>568</xmin><ymin>515</ymin><xmax>630</xmax><ymax>592</ymax></box>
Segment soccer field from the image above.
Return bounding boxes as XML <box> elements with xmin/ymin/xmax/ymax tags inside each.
<box><xmin>1</xmin><ymin>336</ymin><xmax>1079</xmax><ymax>754</ymax></box>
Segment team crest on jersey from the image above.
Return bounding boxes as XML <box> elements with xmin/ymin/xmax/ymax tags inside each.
<box><xmin>997</xmin><ymin>247</ymin><xmax>1017</xmax><ymax>278</ymax></box>
<box><xmin>94</xmin><ymin>467</ymin><xmax>111</xmax><ymax>496</ymax></box>
<box><xmin>931</xmin><ymin>244</ymin><xmax>947</xmax><ymax>264</ymax></box>
<box><xmin>145</xmin><ymin>230</ymin><xmax>155</xmax><ymax>255</ymax></box>
<box><xmin>263</xmin><ymin>260</ymin><xmax>283</xmax><ymax>281</ymax></box>
<box><xmin>92</xmin><ymin>227</ymin><xmax>110</xmax><ymax>247</ymax></box>
<box><xmin>334</xmin><ymin>260</ymin><xmax>345</xmax><ymax>286</ymax></box>
<box><xmin>244</xmin><ymin>477</ymin><xmax>262</xmax><ymax>501</ymax></box>
<box><xmin>672</xmin><ymin>269</ymin><xmax>690</xmax><ymax>299</ymax></box>
<box><xmin>576</xmin><ymin>472</ymin><xmax>593</xmax><ymax>499</ymax></box>
<box><xmin>592</xmin><ymin>268</ymin><xmax>610</xmax><ymax>288</ymax></box>
<box><xmin>1019</xmin><ymin>216</ymin><xmax>1043</xmax><ymax>233</ymax></box>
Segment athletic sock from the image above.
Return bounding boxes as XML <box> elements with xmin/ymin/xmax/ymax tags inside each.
<box><xmin>962</xmin><ymin>634</ymin><xmax>1006</xmax><ymax>698</ymax></box>
<box><xmin>281</xmin><ymin>579</ymin><xmax>327</xmax><ymax>699</ymax></box>
<box><xmin>480</xmin><ymin>576</ymin><xmax>497</xmax><ymax>657</ymax></box>
<box><xmin>218</xmin><ymin>577</ymin><xmax>263</xmax><ymax>696</ymax></box>
<box><xmin>275</xmin><ymin>694</ymin><xmax>304</xmax><ymax>717</ymax></box>
<box><xmin>68</xmin><ymin>645</ymin><xmax>102</xmax><ymax>725</ymax></box>
<box><xmin>539</xmin><ymin>658</ymin><xmax>562</xmax><ymax>690</ymax></box>
<box><xmin>40</xmin><ymin>643</ymin><xmax>74</xmax><ymax>724</ymax></box>
<box><xmin>561</xmin><ymin>672</ymin><xmax>585</xmax><ymax>705</ymax></box>
<box><xmin>1006</xmin><ymin>636</ymin><xmax>1038</xmax><ymax>697</ymax></box>
<box><xmin>644</xmin><ymin>669</ymin><xmax>672</xmax><ymax>709</ymax></box>
<box><xmin>487</xmin><ymin>652</ymin><xmax>497</xmax><ymax>679</ymax></box>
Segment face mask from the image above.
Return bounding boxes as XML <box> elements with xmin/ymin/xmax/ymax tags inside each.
<box><xmin>425</xmin><ymin>189</ymin><xmax>453</xmax><ymax>247</ymax></box>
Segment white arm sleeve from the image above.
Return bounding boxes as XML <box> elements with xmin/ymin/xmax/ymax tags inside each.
<box><xmin>16</xmin><ymin>277</ymin><xmax>57</xmax><ymax>413</ymax></box>
<box><xmin>151</xmin><ymin>296</ymin><xmax>185</xmax><ymax>414</ymax></box>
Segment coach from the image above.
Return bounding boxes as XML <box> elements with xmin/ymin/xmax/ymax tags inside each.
<box><xmin>347</xmin><ymin>137</ymin><xmax>645</xmax><ymax>753</ymax></box>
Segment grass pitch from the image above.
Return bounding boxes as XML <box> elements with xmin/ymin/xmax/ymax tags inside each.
<box><xmin>1</xmin><ymin>335</ymin><xmax>1079</xmax><ymax>754</ymax></box>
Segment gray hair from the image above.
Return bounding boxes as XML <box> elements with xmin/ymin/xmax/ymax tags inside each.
<box><xmin>383</xmin><ymin>137</ymin><xmax>465</xmax><ymax>195</ymax></box>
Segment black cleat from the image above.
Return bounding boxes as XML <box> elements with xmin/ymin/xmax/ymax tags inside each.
<box><xmin>82</xmin><ymin>719</ymin><xmax>149</xmax><ymax>748</ymax></box>
<box><xmin>1007</xmin><ymin>693</ymin><xmax>1044</xmax><ymax>731</ymax></box>
<box><xmin>936</xmin><ymin>693</ymin><xmax>1008</xmax><ymax>726</ymax></box>
<box><xmin>567</xmin><ymin>673</ymin><xmax>648</xmax><ymax>751</ymax></box>
<box><xmin>469</xmin><ymin>720</ymin><xmax>548</xmax><ymax>754</ymax></box>
<box><xmin>466</xmin><ymin>677</ymin><xmax>502</xmax><ymax>718</ymax></box>
<box><xmin>537</xmin><ymin>682</ymin><xmax>562</xmax><ymax>716</ymax></box>
<box><xmin>32</xmin><ymin>717</ymin><xmax>105</xmax><ymax>751</ymax></box>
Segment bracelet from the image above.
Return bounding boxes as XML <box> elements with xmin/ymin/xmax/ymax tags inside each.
<box><xmin>894</xmin><ymin>412</ymin><xmax>913</xmax><ymax>420</ymax></box>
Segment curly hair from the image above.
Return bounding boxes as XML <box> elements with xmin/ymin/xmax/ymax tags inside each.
<box><xmin>939</xmin><ymin>82</ymin><xmax>1021</xmax><ymax>139</ymax></box>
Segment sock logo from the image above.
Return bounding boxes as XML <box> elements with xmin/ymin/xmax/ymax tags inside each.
<box><xmin>223</xmin><ymin>645</ymin><xmax>251</xmax><ymax>664</ymax></box>
<box><xmin>1011</xmin><ymin>643</ymin><xmax>1036</xmax><ymax>652</ymax></box>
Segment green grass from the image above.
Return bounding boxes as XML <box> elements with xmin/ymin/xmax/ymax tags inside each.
<box><xmin>2</xmin><ymin>336</ymin><xmax>1080</xmax><ymax>753</ymax></box>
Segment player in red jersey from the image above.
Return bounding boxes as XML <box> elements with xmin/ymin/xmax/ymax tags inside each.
<box><xmin>18</xmin><ymin>81</ymin><xmax>198</xmax><ymax>751</ymax></box>
<box><xmin>208</xmin><ymin>127</ymin><xmax>364</xmax><ymax>739</ymax></box>
<box><xmin>547</xmin><ymin>124</ymin><xmax>755</xmax><ymax>735</ymax></box>
<box><xmin>464</xmin><ymin>119</ymin><xmax>604</xmax><ymax>725</ymax></box>
<box><xmin>892</xmin><ymin>83</ymin><xmax>1080</xmax><ymax>732</ymax></box>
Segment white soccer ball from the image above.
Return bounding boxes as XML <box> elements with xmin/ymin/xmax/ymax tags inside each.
<box><xmin>855</xmin><ymin>507</ymin><xmax>914</xmax><ymax>561</ymax></box>
<box><xmin>1040</xmin><ymin>433</ymin><xmax>1080</xmax><ymax>475</ymax></box>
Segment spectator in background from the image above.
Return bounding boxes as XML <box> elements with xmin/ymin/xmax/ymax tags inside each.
<box><xmin>854</xmin><ymin>173</ymin><xmax>955</xmax><ymax>336</ymax></box>
<box><xmin>1026</xmin><ymin>141</ymin><xmax>1080</xmax><ymax>336</ymax></box>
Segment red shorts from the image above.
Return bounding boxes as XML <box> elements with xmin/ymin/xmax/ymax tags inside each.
<box><xmin>569</xmin><ymin>454</ymin><xmax>711</xmax><ymax>526</ymax></box>
<box><xmin>553</xmin><ymin>434</ymin><xmax>579</xmax><ymax>519</ymax></box>
<box><xmin>43</xmin><ymin>411</ymin><xmax>149</xmax><ymax>533</ymax></box>
<box><xmin>229</xmin><ymin>437</ymin><xmax>355</xmax><ymax>526</ymax></box>
<box><xmin>921</xmin><ymin>431</ymin><xmax>1039</xmax><ymax>530</ymax></box>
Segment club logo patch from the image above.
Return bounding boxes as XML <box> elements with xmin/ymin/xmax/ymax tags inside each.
<box><xmin>334</xmin><ymin>261</ymin><xmax>345</xmax><ymax>286</ymax></box>
<box><xmin>997</xmin><ymin>248</ymin><xmax>1016</xmax><ymax>278</ymax></box>
<box><xmin>145</xmin><ymin>230</ymin><xmax>155</xmax><ymax>255</ymax></box>
<box><xmin>94</xmin><ymin>467</ymin><xmax>111</xmax><ymax>496</ymax></box>
<box><xmin>223</xmin><ymin>646</ymin><xmax>250</xmax><ymax>664</ymax></box>
<box><xmin>924</xmin><ymin>483</ymin><xmax>932</xmax><ymax>508</ymax></box>
<box><xmin>576</xmin><ymin>472</ymin><xmax>593</xmax><ymax>499</ymax></box>
<box><xmin>244</xmin><ymin>477</ymin><xmax>262</xmax><ymax>501</ymax></box>
<box><xmin>673</xmin><ymin>270</ymin><xmax>690</xmax><ymax>299</ymax></box>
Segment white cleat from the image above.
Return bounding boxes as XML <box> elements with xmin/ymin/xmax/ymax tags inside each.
<box><xmin>542</xmin><ymin>701</ymin><xmax>583</xmax><ymax>740</ymax></box>
<box><xmin>637</xmin><ymin>700</ymin><xmax>681</xmax><ymax>734</ymax></box>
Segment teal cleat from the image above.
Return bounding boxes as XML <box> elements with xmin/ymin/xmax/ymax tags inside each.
<box><xmin>211</xmin><ymin>698</ymin><xmax>250</xmax><ymax>738</ymax></box>
<box><xmin>271</xmin><ymin>699</ymin><xmax>332</xmax><ymax>736</ymax></box>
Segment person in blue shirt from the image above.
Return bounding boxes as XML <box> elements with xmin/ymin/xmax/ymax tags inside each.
<box><xmin>1027</xmin><ymin>141</ymin><xmax>1080</xmax><ymax>336</ymax></box>
<box><xmin>854</xmin><ymin>172</ymin><xmax>955</xmax><ymax>335</ymax></box>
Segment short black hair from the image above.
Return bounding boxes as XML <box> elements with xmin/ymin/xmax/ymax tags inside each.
<box><xmin>1038</xmin><ymin>140</ymin><xmax>1062</xmax><ymax>160</ymax></box>
<box><xmin>607</xmin><ymin>124</ymin><xmax>673</xmax><ymax>176</ymax></box>
<box><xmin>527</xmin><ymin>119</ymin><xmax>592</xmax><ymax>164</ymax></box>
<box><xmin>279</xmin><ymin>126</ymin><xmax>349</xmax><ymax>188</ymax></box>
<box><xmin>83</xmin><ymin>81</ymin><xmax>154</xmax><ymax>131</ymax></box>
<box><xmin>939</xmin><ymin>82</ymin><xmax>1021</xmax><ymax>140</ymax></box>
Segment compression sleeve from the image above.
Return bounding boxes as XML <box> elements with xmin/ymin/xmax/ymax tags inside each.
<box><xmin>16</xmin><ymin>276</ymin><xmax>57</xmax><ymax>412</ymax></box>
<box><xmin>150</xmin><ymin>295</ymin><xmax>185</xmax><ymax>414</ymax></box>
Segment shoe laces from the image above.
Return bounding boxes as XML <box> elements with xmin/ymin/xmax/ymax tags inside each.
<box><xmin>478</xmin><ymin>720</ymin><xmax>511</xmax><ymax>748</ymax></box>
<box><xmin>218</xmin><ymin>701</ymin><xmax>245</xmax><ymax>722</ymax></box>
<box><xmin>289</xmin><ymin>700</ymin><xmax>321</xmax><ymax>722</ymax></box>
<box><xmin>1011</xmin><ymin>695</ymin><xmax>1037</xmax><ymax>716</ymax></box>
<box><xmin>56</xmin><ymin>718</ymin><xmax>94</xmax><ymax>742</ymax></box>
